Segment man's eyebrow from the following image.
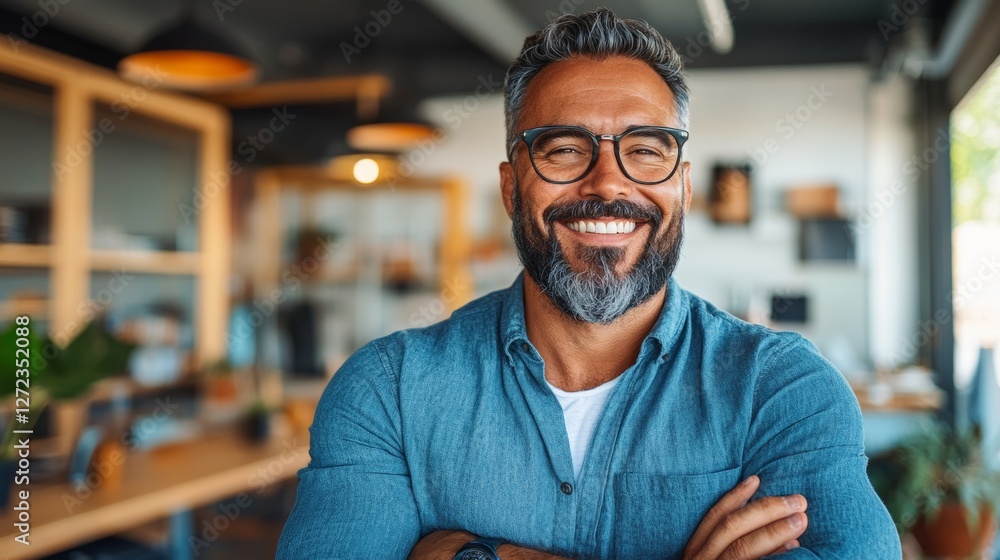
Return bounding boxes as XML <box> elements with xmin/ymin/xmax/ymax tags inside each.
<box><xmin>536</xmin><ymin>122</ymin><xmax>676</xmax><ymax>132</ymax></box>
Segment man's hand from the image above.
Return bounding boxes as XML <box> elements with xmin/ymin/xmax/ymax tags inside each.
<box><xmin>683</xmin><ymin>475</ymin><xmax>808</xmax><ymax>560</ymax></box>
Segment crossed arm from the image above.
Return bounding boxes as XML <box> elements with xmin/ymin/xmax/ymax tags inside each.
<box><xmin>275</xmin><ymin>338</ymin><xmax>901</xmax><ymax>559</ymax></box>
<box><xmin>409</xmin><ymin>475</ymin><xmax>809</xmax><ymax>560</ymax></box>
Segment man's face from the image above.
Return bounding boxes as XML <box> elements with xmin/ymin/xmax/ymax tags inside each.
<box><xmin>500</xmin><ymin>55</ymin><xmax>692</xmax><ymax>324</ymax></box>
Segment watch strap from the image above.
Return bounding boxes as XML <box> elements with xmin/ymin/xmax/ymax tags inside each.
<box><xmin>455</xmin><ymin>537</ymin><xmax>503</xmax><ymax>559</ymax></box>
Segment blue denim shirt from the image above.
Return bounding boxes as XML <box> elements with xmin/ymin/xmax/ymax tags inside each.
<box><xmin>277</xmin><ymin>274</ymin><xmax>901</xmax><ymax>559</ymax></box>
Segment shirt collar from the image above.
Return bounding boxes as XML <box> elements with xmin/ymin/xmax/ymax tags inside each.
<box><xmin>500</xmin><ymin>271</ymin><xmax>689</xmax><ymax>364</ymax></box>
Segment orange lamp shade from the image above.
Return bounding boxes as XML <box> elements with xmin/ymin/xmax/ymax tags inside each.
<box><xmin>118</xmin><ymin>17</ymin><xmax>258</xmax><ymax>91</ymax></box>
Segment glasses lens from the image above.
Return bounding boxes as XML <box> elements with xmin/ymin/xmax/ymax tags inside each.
<box><xmin>619</xmin><ymin>128</ymin><xmax>680</xmax><ymax>183</ymax></box>
<box><xmin>528</xmin><ymin>128</ymin><xmax>594</xmax><ymax>183</ymax></box>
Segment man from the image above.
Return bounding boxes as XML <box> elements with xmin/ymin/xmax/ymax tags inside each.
<box><xmin>277</xmin><ymin>8</ymin><xmax>901</xmax><ymax>559</ymax></box>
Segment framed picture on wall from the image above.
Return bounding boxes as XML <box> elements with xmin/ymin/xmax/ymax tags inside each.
<box><xmin>709</xmin><ymin>163</ymin><xmax>752</xmax><ymax>225</ymax></box>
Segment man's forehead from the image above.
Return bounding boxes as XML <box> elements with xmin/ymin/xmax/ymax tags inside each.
<box><xmin>528</xmin><ymin>55</ymin><xmax>666</xmax><ymax>90</ymax></box>
<box><xmin>520</xmin><ymin>55</ymin><xmax>679</xmax><ymax>128</ymax></box>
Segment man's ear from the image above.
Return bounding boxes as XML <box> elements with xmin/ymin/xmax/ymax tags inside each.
<box><xmin>681</xmin><ymin>161</ymin><xmax>693</xmax><ymax>213</ymax></box>
<box><xmin>500</xmin><ymin>160</ymin><xmax>516</xmax><ymax>219</ymax></box>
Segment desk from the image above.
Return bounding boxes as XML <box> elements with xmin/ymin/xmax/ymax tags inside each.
<box><xmin>0</xmin><ymin>429</ymin><xmax>309</xmax><ymax>559</ymax></box>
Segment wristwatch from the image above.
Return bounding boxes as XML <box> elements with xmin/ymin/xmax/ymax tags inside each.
<box><xmin>453</xmin><ymin>537</ymin><xmax>503</xmax><ymax>560</ymax></box>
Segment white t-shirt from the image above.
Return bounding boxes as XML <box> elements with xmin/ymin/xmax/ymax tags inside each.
<box><xmin>546</xmin><ymin>376</ymin><xmax>621</xmax><ymax>479</ymax></box>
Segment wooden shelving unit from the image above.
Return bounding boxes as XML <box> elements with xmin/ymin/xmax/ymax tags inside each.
<box><xmin>0</xmin><ymin>41</ymin><xmax>231</xmax><ymax>366</ymax></box>
<box><xmin>252</xmin><ymin>166</ymin><xmax>473</xmax><ymax>311</ymax></box>
<box><xmin>0</xmin><ymin>243</ymin><xmax>52</xmax><ymax>267</ymax></box>
<box><xmin>248</xmin><ymin>166</ymin><xmax>474</xmax><ymax>377</ymax></box>
<box><xmin>89</xmin><ymin>250</ymin><xmax>201</xmax><ymax>276</ymax></box>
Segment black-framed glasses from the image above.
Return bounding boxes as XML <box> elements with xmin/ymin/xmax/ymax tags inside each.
<box><xmin>517</xmin><ymin>125</ymin><xmax>689</xmax><ymax>185</ymax></box>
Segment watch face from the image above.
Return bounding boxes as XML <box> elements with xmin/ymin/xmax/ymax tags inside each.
<box><xmin>457</xmin><ymin>551</ymin><xmax>490</xmax><ymax>560</ymax></box>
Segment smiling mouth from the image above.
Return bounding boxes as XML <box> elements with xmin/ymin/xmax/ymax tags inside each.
<box><xmin>562</xmin><ymin>219</ymin><xmax>645</xmax><ymax>235</ymax></box>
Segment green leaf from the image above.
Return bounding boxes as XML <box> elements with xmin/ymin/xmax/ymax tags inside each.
<box><xmin>868</xmin><ymin>419</ymin><xmax>1000</xmax><ymax>530</ymax></box>
<box><xmin>0</xmin><ymin>321</ymin><xmax>45</xmax><ymax>400</ymax></box>
<box><xmin>39</xmin><ymin>322</ymin><xmax>134</xmax><ymax>400</ymax></box>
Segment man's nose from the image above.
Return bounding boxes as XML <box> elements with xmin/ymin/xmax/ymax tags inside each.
<box><xmin>578</xmin><ymin>141</ymin><xmax>632</xmax><ymax>200</ymax></box>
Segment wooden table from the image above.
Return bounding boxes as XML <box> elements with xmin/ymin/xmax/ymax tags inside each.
<box><xmin>0</xmin><ymin>428</ymin><xmax>309</xmax><ymax>559</ymax></box>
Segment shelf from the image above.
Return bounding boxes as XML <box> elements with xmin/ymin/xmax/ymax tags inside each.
<box><xmin>1</xmin><ymin>40</ymin><xmax>231</xmax><ymax>366</ymax></box>
<box><xmin>853</xmin><ymin>385</ymin><xmax>943</xmax><ymax>412</ymax></box>
<box><xmin>0</xmin><ymin>297</ymin><xmax>48</xmax><ymax>321</ymax></box>
<box><xmin>0</xmin><ymin>246</ymin><xmax>203</xmax><ymax>275</ymax></box>
<box><xmin>90</xmin><ymin>249</ymin><xmax>200</xmax><ymax>275</ymax></box>
<box><xmin>0</xmin><ymin>243</ymin><xmax>52</xmax><ymax>267</ymax></box>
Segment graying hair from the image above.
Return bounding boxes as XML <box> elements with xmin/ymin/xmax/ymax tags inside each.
<box><xmin>503</xmin><ymin>7</ymin><xmax>690</xmax><ymax>159</ymax></box>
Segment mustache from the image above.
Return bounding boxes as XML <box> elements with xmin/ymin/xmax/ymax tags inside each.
<box><xmin>542</xmin><ymin>198</ymin><xmax>662</xmax><ymax>226</ymax></box>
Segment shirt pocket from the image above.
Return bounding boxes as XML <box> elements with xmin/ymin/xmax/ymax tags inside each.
<box><xmin>611</xmin><ymin>466</ymin><xmax>742</xmax><ymax>560</ymax></box>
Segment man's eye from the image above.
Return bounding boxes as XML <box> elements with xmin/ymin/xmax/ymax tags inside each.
<box><xmin>548</xmin><ymin>146</ymin><xmax>585</xmax><ymax>155</ymax></box>
<box><xmin>624</xmin><ymin>146</ymin><xmax>665</xmax><ymax>158</ymax></box>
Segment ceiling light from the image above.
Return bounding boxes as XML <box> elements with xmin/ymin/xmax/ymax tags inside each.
<box><xmin>696</xmin><ymin>0</ymin><xmax>735</xmax><ymax>54</ymax></box>
<box><xmin>347</xmin><ymin>120</ymin><xmax>438</xmax><ymax>153</ymax></box>
<box><xmin>118</xmin><ymin>8</ymin><xmax>258</xmax><ymax>91</ymax></box>
<box><xmin>346</xmin><ymin>98</ymin><xmax>439</xmax><ymax>153</ymax></box>
<box><xmin>328</xmin><ymin>153</ymin><xmax>399</xmax><ymax>185</ymax></box>
<box><xmin>353</xmin><ymin>158</ymin><xmax>380</xmax><ymax>184</ymax></box>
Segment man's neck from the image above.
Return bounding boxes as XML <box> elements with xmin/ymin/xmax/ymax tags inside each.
<box><xmin>521</xmin><ymin>272</ymin><xmax>666</xmax><ymax>392</ymax></box>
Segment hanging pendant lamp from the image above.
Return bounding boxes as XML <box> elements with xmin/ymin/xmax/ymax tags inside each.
<box><xmin>118</xmin><ymin>1</ymin><xmax>258</xmax><ymax>91</ymax></box>
<box><xmin>346</xmin><ymin>80</ymin><xmax>439</xmax><ymax>153</ymax></box>
<box><xmin>346</xmin><ymin>107</ymin><xmax>439</xmax><ymax>153</ymax></box>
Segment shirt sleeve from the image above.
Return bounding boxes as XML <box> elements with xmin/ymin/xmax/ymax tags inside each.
<box><xmin>743</xmin><ymin>335</ymin><xmax>902</xmax><ymax>559</ymax></box>
<box><xmin>276</xmin><ymin>338</ymin><xmax>420</xmax><ymax>559</ymax></box>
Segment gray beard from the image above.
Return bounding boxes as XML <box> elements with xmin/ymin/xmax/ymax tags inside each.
<box><xmin>511</xmin><ymin>185</ymin><xmax>685</xmax><ymax>325</ymax></box>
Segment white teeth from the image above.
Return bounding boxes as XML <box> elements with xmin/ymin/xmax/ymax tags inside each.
<box><xmin>568</xmin><ymin>220</ymin><xmax>637</xmax><ymax>234</ymax></box>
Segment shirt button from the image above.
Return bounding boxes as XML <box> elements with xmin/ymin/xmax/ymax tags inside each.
<box><xmin>520</xmin><ymin>342</ymin><xmax>530</xmax><ymax>352</ymax></box>
<box><xmin>560</xmin><ymin>482</ymin><xmax>573</xmax><ymax>495</ymax></box>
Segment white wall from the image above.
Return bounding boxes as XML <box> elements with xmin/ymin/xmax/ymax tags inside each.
<box><xmin>414</xmin><ymin>64</ymin><xmax>920</xmax><ymax>374</ymax></box>
<box><xmin>678</xmin><ymin>65</ymin><xmax>872</xmax><ymax>373</ymax></box>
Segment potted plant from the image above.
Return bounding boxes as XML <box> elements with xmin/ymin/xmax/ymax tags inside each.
<box><xmin>868</xmin><ymin>419</ymin><xmax>1000</xmax><ymax>558</ymax></box>
<box><xmin>202</xmin><ymin>359</ymin><xmax>240</xmax><ymax>402</ymax></box>
<box><xmin>241</xmin><ymin>399</ymin><xmax>273</xmax><ymax>443</ymax></box>
<box><xmin>0</xmin><ymin>321</ymin><xmax>134</xmax><ymax>506</ymax></box>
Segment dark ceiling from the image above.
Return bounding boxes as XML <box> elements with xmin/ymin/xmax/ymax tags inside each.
<box><xmin>0</xmin><ymin>0</ymin><xmax>955</xmax><ymax>164</ymax></box>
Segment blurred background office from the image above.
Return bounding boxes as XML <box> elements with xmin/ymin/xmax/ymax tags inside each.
<box><xmin>0</xmin><ymin>0</ymin><xmax>998</xmax><ymax>558</ymax></box>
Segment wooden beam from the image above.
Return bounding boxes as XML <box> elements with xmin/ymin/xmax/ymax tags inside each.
<box><xmin>441</xmin><ymin>177</ymin><xmax>473</xmax><ymax>311</ymax></box>
<box><xmin>0</xmin><ymin>40</ymin><xmax>225</xmax><ymax>130</ymax></box>
<box><xmin>89</xmin><ymin>250</ymin><xmax>200</xmax><ymax>276</ymax></box>
<box><xmin>196</xmin><ymin>114</ymin><xmax>232</xmax><ymax>367</ymax></box>
<box><xmin>0</xmin><ymin>244</ymin><xmax>52</xmax><ymax>267</ymax></box>
<box><xmin>201</xmin><ymin>75</ymin><xmax>392</xmax><ymax>108</ymax></box>
<box><xmin>49</xmin><ymin>83</ymin><xmax>92</xmax><ymax>347</ymax></box>
<box><xmin>252</xmin><ymin>170</ymin><xmax>282</xmax><ymax>299</ymax></box>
